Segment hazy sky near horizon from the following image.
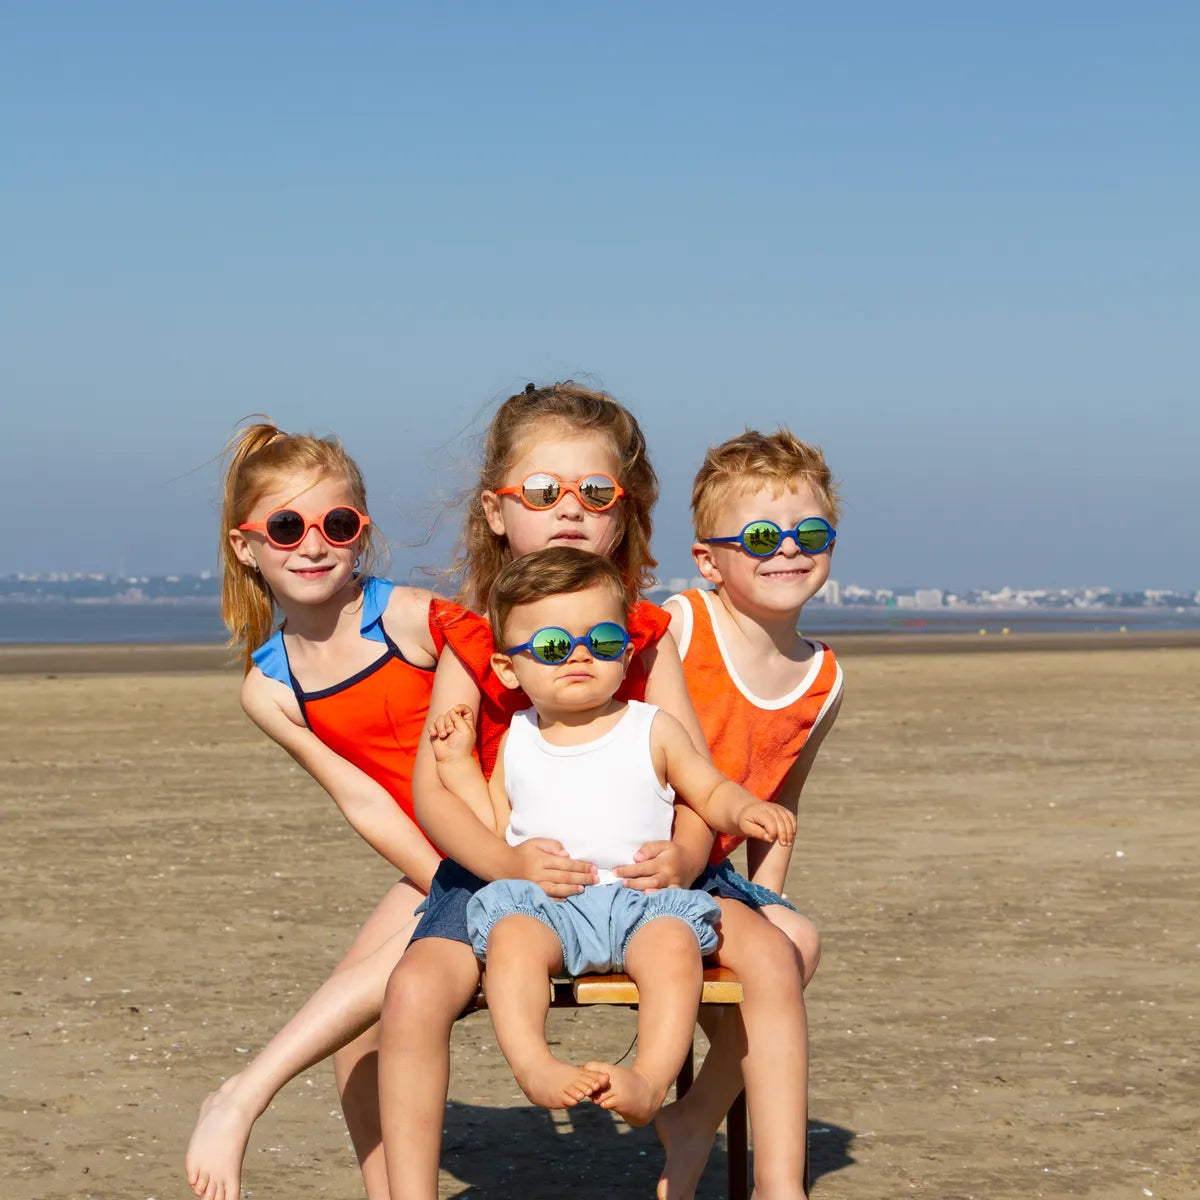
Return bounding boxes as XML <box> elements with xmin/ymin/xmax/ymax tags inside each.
<box><xmin>3</xmin><ymin>2</ymin><xmax>1196</xmax><ymax>591</ymax></box>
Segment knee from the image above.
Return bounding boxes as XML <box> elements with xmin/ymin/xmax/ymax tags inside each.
<box><xmin>381</xmin><ymin>958</ymin><xmax>458</xmax><ymax>1034</ymax></box>
<box><xmin>786</xmin><ymin>914</ymin><xmax>822</xmax><ymax>987</ymax></box>
<box><xmin>739</xmin><ymin>923</ymin><xmax>805</xmax><ymax>1001</ymax></box>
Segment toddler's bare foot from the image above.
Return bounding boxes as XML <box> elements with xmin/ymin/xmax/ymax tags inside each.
<box><xmin>513</xmin><ymin>1056</ymin><xmax>609</xmax><ymax>1109</ymax></box>
<box><xmin>654</xmin><ymin>1098</ymin><xmax>715</xmax><ymax>1200</ymax></box>
<box><xmin>184</xmin><ymin>1072</ymin><xmax>261</xmax><ymax>1200</ymax></box>
<box><xmin>586</xmin><ymin>1060</ymin><xmax>664</xmax><ymax>1127</ymax></box>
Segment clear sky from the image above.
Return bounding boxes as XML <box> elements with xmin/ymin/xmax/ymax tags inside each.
<box><xmin>3</xmin><ymin>2</ymin><xmax>1196</xmax><ymax>591</ymax></box>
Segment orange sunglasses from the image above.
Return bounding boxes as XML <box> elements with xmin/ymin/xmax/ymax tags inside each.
<box><xmin>494</xmin><ymin>472</ymin><xmax>624</xmax><ymax>513</ymax></box>
<box><xmin>239</xmin><ymin>506</ymin><xmax>370</xmax><ymax>550</ymax></box>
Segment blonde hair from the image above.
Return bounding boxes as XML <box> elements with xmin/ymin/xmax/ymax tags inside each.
<box><xmin>691</xmin><ymin>427</ymin><xmax>841</xmax><ymax>540</ymax></box>
<box><xmin>219</xmin><ymin>420</ymin><xmax>384</xmax><ymax>672</ymax></box>
<box><xmin>487</xmin><ymin>547</ymin><xmax>627</xmax><ymax>647</ymax></box>
<box><xmin>455</xmin><ymin>382</ymin><xmax>657</xmax><ymax>613</ymax></box>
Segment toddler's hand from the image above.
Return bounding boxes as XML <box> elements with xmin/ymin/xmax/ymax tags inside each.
<box><xmin>512</xmin><ymin>838</ymin><xmax>598</xmax><ymax>899</ymax></box>
<box><xmin>615</xmin><ymin>841</ymin><xmax>692</xmax><ymax>893</ymax></box>
<box><xmin>427</xmin><ymin>705</ymin><xmax>476</xmax><ymax>763</ymax></box>
<box><xmin>738</xmin><ymin>802</ymin><xmax>796</xmax><ymax>846</ymax></box>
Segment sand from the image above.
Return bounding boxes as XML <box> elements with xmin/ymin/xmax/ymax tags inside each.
<box><xmin>2</xmin><ymin>641</ymin><xmax>1197</xmax><ymax>1199</ymax></box>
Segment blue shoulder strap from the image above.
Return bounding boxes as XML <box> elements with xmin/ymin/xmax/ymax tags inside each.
<box><xmin>360</xmin><ymin>576</ymin><xmax>394</xmax><ymax>644</ymax></box>
<box><xmin>250</xmin><ymin>628</ymin><xmax>291</xmax><ymax>685</ymax></box>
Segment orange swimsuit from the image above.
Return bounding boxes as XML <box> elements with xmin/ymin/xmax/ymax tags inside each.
<box><xmin>252</xmin><ymin>577</ymin><xmax>439</xmax><ymax>850</ymax></box>
<box><xmin>669</xmin><ymin>589</ymin><xmax>843</xmax><ymax>866</ymax></box>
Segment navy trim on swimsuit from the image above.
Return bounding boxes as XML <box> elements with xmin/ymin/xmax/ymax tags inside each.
<box><xmin>249</xmin><ymin>577</ymin><xmax>435</xmax><ymax>722</ymax></box>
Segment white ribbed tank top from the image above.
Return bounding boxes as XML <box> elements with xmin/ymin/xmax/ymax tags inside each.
<box><xmin>503</xmin><ymin>700</ymin><xmax>675</xmax><ymax>886</ymax></box>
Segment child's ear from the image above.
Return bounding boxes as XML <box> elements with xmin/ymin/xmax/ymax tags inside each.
<box><xmin>691</xmin><ymin>541</ymin><xmax>722</xmax><ymax>587</ymax></box>
<box><xmin>490</xmin><ymin>651</ymin><xmax>522</xmax><ymax>690</ymax></box>
<box><xmin>229</xmin><ymin>529</ymin><xmax>258</xmax><ymax>570</ymax></box>
<box><xmin>480</xmin><ymin>491</ymin><xmax>506</xmax><ymax>537</ymax></box>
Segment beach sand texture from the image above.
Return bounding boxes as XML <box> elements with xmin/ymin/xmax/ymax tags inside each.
<box><xmin>2</xmin><ymin>644</ymin><xmax>1197</xmax><ymax>1199</ymax></box>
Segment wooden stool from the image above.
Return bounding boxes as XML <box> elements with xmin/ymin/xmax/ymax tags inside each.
<box><xmin>469</xmin><ymin>966</ymin><xmax>750</xmax><ymax>1199</ymax></box>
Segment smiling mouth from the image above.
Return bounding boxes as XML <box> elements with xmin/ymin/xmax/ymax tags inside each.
<box><xmin>290</xmin><ymin>565</ymin><xmax>335</xmax><ymax>577</ymax></box>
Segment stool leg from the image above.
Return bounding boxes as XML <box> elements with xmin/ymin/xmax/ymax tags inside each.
<box><xmin>727</xmin><ymin>1088</ymin><xmax>748</xmax><ymax>1200</ymax></box>
<box><xmin>676</xmin><ymin>1043</ymin><xmax>694</xmax><ymax>1098</ymax></box>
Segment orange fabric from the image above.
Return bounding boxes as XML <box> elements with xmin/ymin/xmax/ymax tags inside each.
<box><xmin>430</xmin><ymin>597</ymin><xmax>671</xmax><ymax>779</ymax></box>
<box><xmin>303</xmin><ymin>631</ymin><xmax>439</xmax><ymax>854</ymax></box>
<box><xmin>674</xmin><ymin>590</ymin><xmax>841</xmax><ymax>866</ymax></box>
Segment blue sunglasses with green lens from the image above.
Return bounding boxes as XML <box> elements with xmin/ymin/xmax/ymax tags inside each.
<box><xmin>504</xmin><ymin>621</ymin><xmax>631</xmax><ymax>665</ymax></box>
<box><xmin>704</xmin><ymin>517</ymin><xmax>836</xmax><ymax>558</ymax></box>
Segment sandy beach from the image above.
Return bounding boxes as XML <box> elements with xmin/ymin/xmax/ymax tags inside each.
<box><xmin>2</xmin><ymin>640</ymin><xmax>1197</xmax><ymax>1199</ymax></box>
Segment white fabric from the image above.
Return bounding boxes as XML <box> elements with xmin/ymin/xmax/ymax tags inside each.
<box><xmin>503</xmin><ymin>700</ymin><xmax>675</xmax><ymax>886</ymax></box>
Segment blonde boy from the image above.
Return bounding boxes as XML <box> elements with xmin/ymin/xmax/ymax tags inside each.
<box><xmin>655</xmin><ymin>428</ymin><xmax>843</xmax><ymax>1198</ymax></box>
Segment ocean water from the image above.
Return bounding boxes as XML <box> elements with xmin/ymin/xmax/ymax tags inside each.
<box><xmin>0</xmin><ymin>602</ymin><xmax>229</xmax><ymax>645</ymax></box>
<box><xmin>2</xmin><ymin>599</ymin><xmax>1198</xmax><ymax>646</ymax></box>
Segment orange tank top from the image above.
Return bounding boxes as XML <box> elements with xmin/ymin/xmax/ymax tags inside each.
<box><xmin>670</xmin><ymin>589</ymin><xmax>842</xmax><ymax>865</ymax></box>
<box><xmin>430</xmin><ymin>597</ymin><xmax>671</xmax><ymax>779</ymax></box>
<box><xmin>252</xmin><ymin>578</ymin><xmax>439</xmax><ymax>853</ymax></box>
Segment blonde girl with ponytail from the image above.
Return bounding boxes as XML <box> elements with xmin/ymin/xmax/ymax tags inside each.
<box><xmin>188</xmin><ymin>421</ymin><xmax>484</xmax><ymax>1200</ymax></box>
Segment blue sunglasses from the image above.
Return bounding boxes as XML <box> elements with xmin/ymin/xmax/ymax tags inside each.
<box><xmin>704</xmin><ymin>517</ymin><xmax>836</xmax><ymax>557</ymax></box>
<box><xmin>504</xmin><ymin>621</ymin><xmax>631</xmax><ymax>665</ymax></box>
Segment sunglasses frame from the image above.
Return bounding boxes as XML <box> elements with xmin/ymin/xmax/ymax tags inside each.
<box><xmin>238</xmin><ymin>505</ymin><xmax>371</xmax><ymax>550</ymax></box>
<box><xmin>704</xmin><ymin>517</ymin><xmax>836</xmax><ymax>558</ymax></box>
<box><xmin>503</xmin><ymin>621</ymin><xmax>631</xmax><ymax>665</ymax></box>
<box><xmin>494</xmin><ymin>472</ymin><xmax>626</xmax><ymax>513</ymax></box>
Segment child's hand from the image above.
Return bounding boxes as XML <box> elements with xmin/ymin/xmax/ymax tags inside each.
<box><xmin>427</xmin><ymin>705</ymin><xmax>477</xmax><ymax>763</ymax></box>
<box><xmin>615</xmin><ymin>841</ymin><xmax>692</xmax><ymax>893</ymax></box>
<box><xmin>512</xmin><ymin>838</ymin><xmax>599</xmax><ymax>899</ymax></box>
<box><xmin>738</xmin><ymin>802</ymin><xmax>796</xmax><ymax>846</ymax></box>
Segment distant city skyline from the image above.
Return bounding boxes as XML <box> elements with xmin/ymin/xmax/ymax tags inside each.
<box><xmin>4</xmin><ymin>570</ymin><xmax>1194</xmax><ymax>609</ymax></box>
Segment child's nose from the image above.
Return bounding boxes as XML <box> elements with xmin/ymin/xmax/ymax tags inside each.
<box><xmin>566</xmin><ymin>639</ymin><xmax>593</xmax><ymax>662</ymax></box>
<box><xmin>555</xmin><ymin>490</ymin><xmax>585</xmax><ymax>518</ymax></box>
<box><xmin>296</xmin><ymin>524</ymin><xmax>327</xmax><ymax>554</ymax></box>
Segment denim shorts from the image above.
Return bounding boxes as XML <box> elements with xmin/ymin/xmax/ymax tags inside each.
<box><xmin>409</xmin><ymin>859</ymin><xmax>486</xmax><ymax>946</ymax></box>
<box><xmin>693</xmin><ymin>859</ymin><xmax>799</xmax><ymax>913</ymax></box>
<box><xmin>466</xmin><ymin>880</ymin><xmax>721</xmax><ymax>976</ymax></box>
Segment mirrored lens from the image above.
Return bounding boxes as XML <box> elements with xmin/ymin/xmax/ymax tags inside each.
<box><xmin>520</xmin><ymin>474</ymin><xmax>562</xmax><ymax>510</ymax></box>
<box><xmin>265</xmin><ymin>510</ymin><xmax>306</xmax><ymax>547</ymax></box>
<box><xmin>577</xmin><ymin>475</ymin><xmax>618</xmax><ymax>511</ymax></box>
<box><xmin>743</xmin><ymin>522</ymin><xmax>784</xmax><ymax>556</ymax></box>
<box><xmin>588</xmin><ymin>622</ymin><xmax>628</xmax><ymax>659</ymax></box>
<box><xmin>530</xmin><ymin>627</ymin><xmax>574</xmax><ymax>663</ymax></box>
<box><xmin>322</xmin><ymin>507</ymin><xmax>363</xmax><ymax>544</ymax></box>
<box><xmin>795</xmin><ymin>518</ymin><xmax>832</xmax><ymax>553</ymax></box>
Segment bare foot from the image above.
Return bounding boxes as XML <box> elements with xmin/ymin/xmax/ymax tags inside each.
<box><xmin>184</xmin><ymin>1072</ymin><xmax>261</xmax><ymax>1200</ymax></box>
<box><xmin>512</xmin><ymin>1056</ymin><xmax>610</xmax><ymax>1109</ymax></box>
<box><xmin>585</xmin><ymin>1060</ymin><xmax>664</xmax><ymax>1127</ymax></box>
<box><xmin>654</xmin><ymin>1098</ymin><xmax>715</xmax><ymax>1200</ymax></box>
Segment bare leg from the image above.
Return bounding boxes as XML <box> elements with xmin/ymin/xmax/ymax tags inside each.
<box><xmin>589</xmin><ymin>917</ymin><xmax>702</xmax><ymax>1127</ymax></box>
<box><xmin>330</xmin><ymin>882</ymin><xmax>426</xmax><ymax>1198</ymax></box>
<box><xmin>656</xmin><ymin>900</ymin><xmax>808</xmax><ymax>1200</ymax></box>
<box><xmin>484</xmin><ymin>916</ymin><xmax>609</xmax><ymax>1108</ymax></box>
<box><xmin>184</xmin><ymin>880</ymin><xmax>421</xmax><ymax>1200</ymax></box>
<box><xmin>378</xmin><ymin>938</ymin><xmax>483</xmax><ymax>1200</ymax></box>
<box><xmin>762</xmin><ymin>905</ymin><xmax>822</xmax><ymax>988</ymax></box>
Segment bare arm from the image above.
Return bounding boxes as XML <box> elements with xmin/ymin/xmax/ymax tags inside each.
<box><xmin>745</xmin><ymin>690</ymin><xmax>843</xmax><ymax>895</ymax></box>
<box><xmin>654</xmin><ymin>710</ymin><xmax>796</xmax><ymax>845</ymax></box>
<box><xmin>241</xmin><ymin>669</ymin><xmax>442</xmax><ymax>892</ymax></box>
<box><xmin>413</xmin><ymin>649</ymin><xmax>596</xmax><ymax>895</ymax></box>
<box><xmin>615</xmin><ymin>624</ymin><xmax>715</xmax><ymax>890</ymax></box>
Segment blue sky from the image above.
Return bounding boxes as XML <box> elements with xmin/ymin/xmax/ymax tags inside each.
<box><xmin>3</xmin><ymin>2</ymin><xmax>1196</xmax><ymax>590</ymax></box>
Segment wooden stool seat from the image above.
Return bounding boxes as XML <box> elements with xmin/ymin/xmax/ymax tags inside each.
<box><xmin>463</xmin><ymin>965</ymin><xmax>751</xmax><ymax>1198</ymax></box>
